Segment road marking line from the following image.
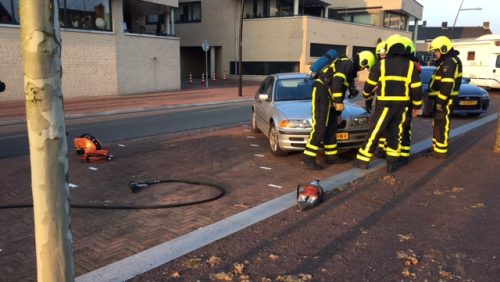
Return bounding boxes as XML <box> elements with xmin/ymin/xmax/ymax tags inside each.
<box><xmin>260</xmin><ymin>166</ymin><xmax>272</xmax><ymax>170</ymax></box>
<box><xmin>244</xmin><ymin>129</ymin><xmax>251</xmax><ymax>132</ymax></box>
<box><xmin>88</xmin><ymin>167</ymin><xmax>98</xmax><ymax>171</ymax></box>
<box><xmin>268</xmin><ymin>184</ymin><xmax>282</xmax><ymax>189</ymax></box>
<box><xmin>254</xmin><ymin>154</ymin><xmax>264</xmax><ymax>157</ymax></box>
<box><xmin>69</xmin><ymin>183</ymin><xmax>78</xmax><ymax>188</ymax></box>
<box><xmin>246</xmin><ymin>136</ymin><xmax>256</xmax><ymax>139</ymax></box>
<box><xmin>250</xmin><ymin>144</ymin><xmax>259</xmax><ymax>147</ymax></box>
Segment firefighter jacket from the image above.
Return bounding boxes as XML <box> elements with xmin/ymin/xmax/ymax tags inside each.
<box><xmin>363</xmin><ymin>55</ymin><xmax>423</xmax><ymax>109</ymax></box>
<box><xmin>429</xmin><ymin>49</ymin><xmax>463</xmax><ymax>105</ymax></box>
<box><xmin>329</xmin><ymin>56</ymin><xmax>355</xmax><ymax>104</ymax></box>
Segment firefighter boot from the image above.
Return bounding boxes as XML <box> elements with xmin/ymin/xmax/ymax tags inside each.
<box><xmin>432</xmin><ymin>150</ymin><xmax>448</xmax><ymax>159</ymax></box>
<box><xmin>387</xmin><ymin>158</ymin><xmax>406</xmax><ymax>173</ymax></box>
<box><xmin>352</xmin><ymin>159</ymin><xmax>369</xmax><ymax>169</ymax></box>
<box><xmin>374</xmin><ymin>148</ymin><xmax>386</xmax><ymax>158</ymax></box>
<box><xmin>325</xmin><ymin>154</ymin><xmax>340</xmax><ymax>164</ymax></box>
<box><xmin>301</xmin><ymin>156</ymin><xmax>324</xmax><ymax>171</ymax></box>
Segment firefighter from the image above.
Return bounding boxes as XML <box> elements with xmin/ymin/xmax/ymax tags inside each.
<box><xmin>353</xmin><ymin>34</ymin><xmax>423</xmax><ymax>172</ymax></box>
<box><xmin>375</xmin><ymin>36</ymin><xmax>422</xmax><ymax>163</ymax></box>
<box><xmin>302</xmin><ymin>51</ymin><xmax>375</xmax><ymax>169</ymax></box>
<box><xmin>428</xmin><ymin>36</ymin><xmax>463</xmax><ymax>158</ymax></box>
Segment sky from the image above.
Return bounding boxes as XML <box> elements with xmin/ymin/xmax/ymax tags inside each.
<box><xmin>415</xmin><ymin>0</ymin><xmax>500</xmax><ymax>34</ymax></box>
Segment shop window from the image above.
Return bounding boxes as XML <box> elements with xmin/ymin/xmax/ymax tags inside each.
<box><xmin>174</xmin><ymin>2</ymin><xmax>201</xmax><ymax>23</ymax></box>
<box><xmin>123</xmin><ymin>0</ymin><xmax>174</xmax><ymax>36</ymax></box>
<box><xmin>0</xmin><ymin>0</ymin><xmax>19</xmax><ymax>24</ymax></box>
<box><xmin>59</xmin><ymin>0</ymin><xmax>112</xmax><ymax>31</ymax></box>
<box><xmin>467</xmin><ymin>51</ymin><xmax>475</xmax><ymax>61</ymax></box>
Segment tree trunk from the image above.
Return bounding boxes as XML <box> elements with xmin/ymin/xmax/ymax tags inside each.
<box><xmin>495</xmin><ymin>105</ymin><xmax>500</xmax><ymax>153</ymax></box>
<box><xmin>19</xmin><ymin>1</ymin><xmax>74</xmax><ymax>281</ymax></box>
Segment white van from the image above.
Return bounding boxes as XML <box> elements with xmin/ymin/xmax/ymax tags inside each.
<box><xmin>453</xmin><ymin>34</ymin><xmax>500</xmax><ymax>89</ymax></box>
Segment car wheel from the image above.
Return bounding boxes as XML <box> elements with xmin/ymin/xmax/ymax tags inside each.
<box><xmin>252</xmin><ymin>110</ymin><xmax>261</xmax><ymax>133</ymax></box>
<box><xmin>269</xmin><ymin>123</ymin><xmax>287</xmax><ymax>156</ymax></box>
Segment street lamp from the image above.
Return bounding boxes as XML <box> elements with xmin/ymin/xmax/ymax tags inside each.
<box><xmin>451</xmin><ymin>0</ymin><xmax>482</xmax><ymax>38</ymax></box>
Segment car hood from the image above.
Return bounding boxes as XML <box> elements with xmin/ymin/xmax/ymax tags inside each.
<box><xmin>459</xmin><ymin>83</ymin><xmax>488</xmax><ymax>96</ymax></box>
<box><xmin>275</xmin><ymin>100</ymin><xmax>368</xmax><ymax>120</ymax></box>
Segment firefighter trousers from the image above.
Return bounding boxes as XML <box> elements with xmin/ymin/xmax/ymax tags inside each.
<box><xmin>432</xmin><ymin>98</ymin><xmax>454</xmax><ymax>156</ymax></box>
<box><xmin>356</xmin><ymin>104</ymin><xmax>408</xmax><ymax>164</ymax></box>
<box><xmin>377</xmin><ymin>105</ymin><xmax>412</xmax><ymax>158</ymax></box>
<box><xmin>304</xmin><ymin>97</ymin><xmax>338</xmax><ymax>159</ymax></box>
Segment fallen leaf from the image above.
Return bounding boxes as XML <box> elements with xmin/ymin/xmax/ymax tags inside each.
<box><xmin>433</xmin><ymin>190</ymin><xmax>445</xmax><ymax>195</ymax></box>
<box><xmin>207</xmin><ymin>256</ymin><xmax>223</xmax><ymax>267</ymax></box>
<box><xmin>240</xmin><ymin>274</ymin><xmax>251</xmax><ymax>282</ymax></box>
<box><xmin>398</xmin><ymin>233</ymin><xmax>414</xmax><ymax>242</ymax></box>
<box><xmin>439</xmin><ymin>270</ymin><xmax>456</xmax><ymax>279</ymax></box>
<box><xmin>233</xmin><ymin>263</ymin><xmax>245</xmax><ymax>274</ymax></box>
<box><xmin>234</xmin><ymin>203</ymin><xmax>253</xmax><ymax>209</ymax></box>
<box><xmin>170</xmin><ymin>271</ymin><xmax>181</xmax><ymax>278</ymax></box>
<box><xmin>402</xmin><ymin>269</ymin><xmax>410</xmax><ymax>278</ymax></box>
<box><xmin>451</xmin><ymin>187</ymin><xmax>464</xmax><ymax>193</ymax></box>
<box><xmin>269</xmin><ymin>254</ymin><xmax>279</xmax><ymax>261</ymax></box>
<box><xmin>209</xmin><ymin>271</ymin><xmax>234</xmax><ymax>281</ymax></box>
<box><xmin>184</xmin><ymin>258</ymin><xmax>202</xmax><ymax>269</ymax></box>
<box><xmin>470</xmin><ymin>203</ymin><xmax>486</xmax><ymax>209</ymax></box>
<box><xmin>381</xmin><ymin>175</ymin><xmax>398</xmax><ymax>186</ymax></box>
<box><xmin>410</xmin><ymin>257</ymin><xmax>418</xmax><ymax>265</ymax></box>
<box><xmin>261</xmin><ymin>278</ymin><xmax>272</xmax><ymax>282</ymax></box>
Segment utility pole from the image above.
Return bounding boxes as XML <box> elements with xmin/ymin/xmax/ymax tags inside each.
<box><xmin>238</xmin><ymin>0</ymin><xmax>245</xmax><ymax>97</ymax></box>
<box><xmin>19</xmin><ymin>1</ymin><xmax>74</xmax><ymax>281</ymax></box>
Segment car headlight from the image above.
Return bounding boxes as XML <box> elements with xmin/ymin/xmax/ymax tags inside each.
<box><xmin>350</xmin><ymin>117</ymin><xmax>368</xmax><ymax>127</ymax></box>
<box><xmin>279</xmin><ymin>119</ymin><xmax>312</xmax><ymax>129</ymax></box>
<box><xmin>479</xmin><ymin>91</ymin><xmax>489</xmax><ymax>98</ymax></box>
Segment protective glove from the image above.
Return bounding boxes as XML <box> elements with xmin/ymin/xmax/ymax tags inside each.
<box><xmin>334</xmin><ymin>103</ymin><xmax>345</xmax><ymax>112</ymax></box>
<box><xmin>365</xmin><ymin>98</ymin><xmax>373</xmax><ymax>114</ymax></box>
<box><xmin>347</xmin><ymin>87</ymin><xmax>359</xmax><ymax>99</ymax></box>
<box><xmin>435</xmin><ymin>103</ymin><xmax>444</xmax><ymax>112</ymax></box>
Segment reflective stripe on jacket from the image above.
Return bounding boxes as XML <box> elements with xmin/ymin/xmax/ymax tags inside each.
<box><xmin>363</xmin><ymin>55</ymin><xmax>423</xmax><ymax>108</ymax></box>
<box><xmin>329</xmin><ymin>56</ymin><xmax>354</xmax><ymax>104</ymax></box>
<box><xmin>429</xmin><ymin>54</ymin><xmax>463</xmax><ymax>102</ymax></box>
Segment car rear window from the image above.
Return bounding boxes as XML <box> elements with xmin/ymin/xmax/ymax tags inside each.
<box><xmin>275</xmin><ymin>78</ymin><xmax>313</xmax><ymax>101</ymax></box>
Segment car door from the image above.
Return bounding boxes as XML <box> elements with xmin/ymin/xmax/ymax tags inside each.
<box><xmin>254</xmin><ymin>76</ymin><xmax>274</xmax><ymax>134</ymax></box>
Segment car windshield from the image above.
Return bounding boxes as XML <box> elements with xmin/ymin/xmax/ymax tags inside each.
<box><xmin>275</xmin><ymin>78</ymin><xmax>313</xmax><ymax>101</ymax></box>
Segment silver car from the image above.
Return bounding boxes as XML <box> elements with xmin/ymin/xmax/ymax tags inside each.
<box><xmin>251</xmin><ymin>73</ymin><xmax>370</xmax><ymax>156</ymax></box>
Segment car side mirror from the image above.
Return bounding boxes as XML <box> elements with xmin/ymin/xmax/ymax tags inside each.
<box><xmin>258</xmin><ymin>94</ymin><xmax>268</xmax><ymax>101</ymax></box>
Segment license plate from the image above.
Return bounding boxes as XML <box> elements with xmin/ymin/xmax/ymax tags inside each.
<box><xmin>459</xmin><ymin>100</ymin><xmax>478</xmax><ymax>106</ymax></box>
<box><xmin>337</xmin><ymin>132</ymin><xmax>349</xmax><ymax>140</ymax></box>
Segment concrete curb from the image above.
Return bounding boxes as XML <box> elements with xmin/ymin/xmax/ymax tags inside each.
<box><xmin>76</xmin><ymin>113</ymin><xmax>498</xmax><ymax>282</ymax></box>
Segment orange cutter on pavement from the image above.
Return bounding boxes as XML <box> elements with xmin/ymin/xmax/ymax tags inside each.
<box><xmin>74</xmin><ymin>133</ymin><xmax>113</xmax><ymax>162</ymax></box>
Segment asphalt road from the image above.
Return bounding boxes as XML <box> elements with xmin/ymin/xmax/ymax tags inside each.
<box><xmin>0</xmin><ymin>101</ymin><xmax>252</xmax><ymax>158</ymax></box>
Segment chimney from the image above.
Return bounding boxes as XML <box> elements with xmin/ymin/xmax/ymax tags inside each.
<box><xmin>441</xmin><ymin>21</ymin><xmax>448</xmax><ymax>29</ymax></box>
<box><xmin>483</xmin><ymin>21</ymin><xmax>490</xmax><ymax>29</ymax></box>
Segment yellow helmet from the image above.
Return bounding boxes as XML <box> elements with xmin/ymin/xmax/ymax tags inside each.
<box><xmin>429</xmin><ymin>36</ymin><xmax>452</xmax><ymax>54</ymax></box>
<box><xmin>376</xmin><ymin>40</ymin><xmax>387</xmax><ymax>57</ymax></box>
<box><xmin>401</xmin><ymin>36</ymin><xmax>415</xmax><ymax>55</ymax></box>
<box><xmin>385</xmin><ymin>34</ymin><xmax>405</xmax><ymax>54</ymax></box>
<box><xmin>358</xmin><ymin>50</ymin><xmax>376</xmax><ymax>69</ymax></box>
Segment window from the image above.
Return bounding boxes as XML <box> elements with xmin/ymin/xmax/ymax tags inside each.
<box><xmin>0</xmin><ymin>0</ymin><xmax>19</xmax><ymax>24</ymax></box>
<box><xmin>123</xmin><ymin>0</ymin><xmax>174</xmax><ymax>36</ymax></box>
<box><xmin>230</xmin><ymin>61</ymin><xmax>299</xmax><ymax>75</ymax></box>
<box><xmin>310</xmin><ymin>43</ymin><xmax>346</xmax><ymax>57</ymax></box>
<box><xmin>174</xmin><ymin>2</ymin><xmax>201</xmax><ymax>23</ymax></box>
<box><xmin>384</xmin><ymin>12</ymin><xmax>407</xmax><ymax>30</ymax></box>
<box><xmin>59</xmin><ymin>0</ymin><xmax>112</xmax><ymax>31</ymax></box>
<box><xmin>467</xmin><ymin>51</ymin><xmax>475</xmax><ymax>61</ymax></box>
<box><xmin>496</xmin><ymin>55</ymin><xmax>500</xmax><ymax>68</ymax></box>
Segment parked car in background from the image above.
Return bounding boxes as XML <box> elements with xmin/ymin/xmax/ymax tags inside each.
<box><xmin>420</xmin><ymin>66</ymin><xmax>490</xmax><ymax>117</ymax></box>
<box><xmin>251</xmin><ymin>73</ymin><xmax>370</xmax><ymax>156</ymax></box>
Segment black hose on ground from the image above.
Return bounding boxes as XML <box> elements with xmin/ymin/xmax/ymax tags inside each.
<box><xmin>0</xmin><ymin>179</ymin><xmax>226</xmax><ymax>210</ymax></box>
